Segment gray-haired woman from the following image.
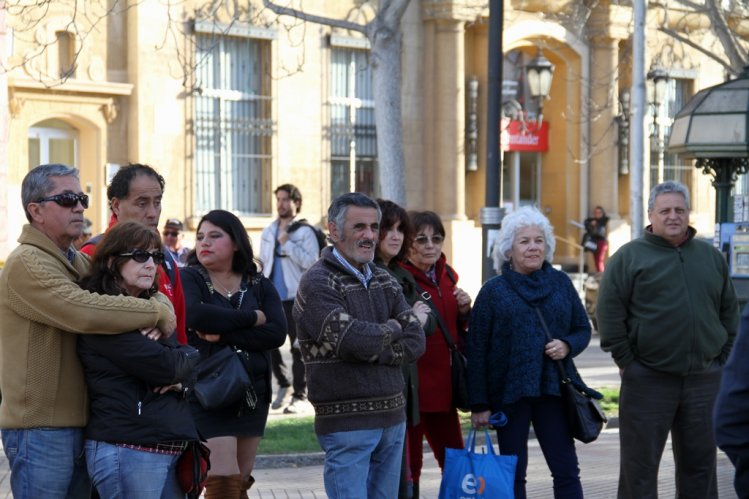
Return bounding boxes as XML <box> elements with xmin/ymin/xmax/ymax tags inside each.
<box><xmin>467</xmin><ymin>206</ymin><xmax>598</xmax><ymax>499</ymax></box>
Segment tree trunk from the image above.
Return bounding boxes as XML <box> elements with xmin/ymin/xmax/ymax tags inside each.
<box><xmin>369</xmin><ymin>25</ymin><xmax>406</xmax><ymax>205</ymax></box>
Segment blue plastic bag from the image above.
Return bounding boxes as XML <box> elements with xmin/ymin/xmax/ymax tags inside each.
<box><xmin>438</xmin><ymin>429</ymin><xmax>517</xmax><ymax>499</ymax></box>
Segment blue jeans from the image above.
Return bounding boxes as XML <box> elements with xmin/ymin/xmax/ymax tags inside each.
<box><xmin>317</xmin><ymin>421</ymin><xmax>406</xmax><ymax>499</ymax></box>
<box><xmin>1</xmin><ymin>427</ymin><xmax>91</xmax><ymax>499</ymax></box>
<box><xmin>85</xmin><ymin>440</ymin><xmax>183</xmax><ymax>499</ymax></box>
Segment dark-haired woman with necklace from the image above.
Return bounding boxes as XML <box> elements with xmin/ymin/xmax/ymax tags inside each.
<box><xmin>374</xmin><ymin>199</ymin><xmax>434</xmax><ymax>499</ymax></box>
<box><xmin>77</xmin><ymin>221</ymin><xmax>200</xmax><ymax>499</ymax></box>
<box><xmin>182</xmin><ymin>210</ymin><xmax>286</xmax><ymax>498</ymax></box>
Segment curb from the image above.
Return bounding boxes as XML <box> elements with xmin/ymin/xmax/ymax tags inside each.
<box><xmin>255</xmin><ymin>416</ymin><xmax>620</xmax><ymax>469</ymax></box>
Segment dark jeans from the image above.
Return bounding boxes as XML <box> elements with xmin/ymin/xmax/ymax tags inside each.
<box><xmin>270</xmin><ymin>300</ymin><xmax>306</xmax><ymax>399</ymax></box>
<box><xmin>618</xmin><ymin>360</ymin><xmax>721</xmax><ymax>499</ymax></box>
<box><xmin>497</xmin><ymin>395</ymin><xmax>583</xmax><ymax>499</ymax></box>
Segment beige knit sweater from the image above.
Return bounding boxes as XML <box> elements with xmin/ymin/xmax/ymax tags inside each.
<box><xmin>0</xmin><ymin>225</ymin><xmax>174</xmax><ymax>428</ymax></box>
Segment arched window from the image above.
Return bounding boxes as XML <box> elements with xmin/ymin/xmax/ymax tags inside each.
<box><xmin>28</xmin><ymin>119</ymin><xmax>78</xmax><ymax>169</ymax></box>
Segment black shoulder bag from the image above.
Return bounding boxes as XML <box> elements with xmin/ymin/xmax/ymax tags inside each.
<box><xmin>414</xmin><ymin>272</ymin><xmax>470</xmax><ymax>412</ymax></box>
<box><xmin>534</xmin><ymin>307</ymin><xmax>607</xmax><ymax>443</ymax></box>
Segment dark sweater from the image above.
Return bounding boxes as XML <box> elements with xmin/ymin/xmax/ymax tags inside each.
<box><xmin>293</xmin><ymin>248</ymin><xmax>426</xmax><ymax>435</ymax></box>
<box><xmin>467</xmin><ymin>261</ymin><xmax>593</xmax><ymax>413</ymax></box>
<box><xmin>597</xmin><ymin>227</ymin><xmax>738</xmax><ymax>374</ymax></box>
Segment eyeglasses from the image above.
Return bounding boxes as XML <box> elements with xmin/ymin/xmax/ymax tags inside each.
<box><xmin>162</xmin><ymin>230</ymin><xmax>179</xmax><ymax>237</ymax></box>
<box><xmin>36</xmin><ymin>192</ymin><xmax>89</xmax><ymax>209</ymax></box>
<box><xmin>414</xmin><ymin>234</ymin><xmax>445</xmax><ymax>246</ymax></box>
<box><xmin>118</xmin><ymin>249</ymin><xmax>165</xmax><ymax>265</ymax></box>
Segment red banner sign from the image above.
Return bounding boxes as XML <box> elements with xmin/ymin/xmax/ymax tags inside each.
<box><xmin>501</xmin><ymin>120</ymin><xmax>549</xmax><ymax>152</ymax></box>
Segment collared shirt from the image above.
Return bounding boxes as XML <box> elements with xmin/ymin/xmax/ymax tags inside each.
<box><xmin>332</xmin><ymin>247</ymin><xmax>373</xmax><ymax>288</ymax></box>
<box><xmin>65</xmin><ymin>246</ymin><xmax>76</xmax><ymax>263</ymax></box>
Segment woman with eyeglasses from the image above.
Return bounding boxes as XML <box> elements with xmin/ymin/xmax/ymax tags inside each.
<box><xmin>77</xmin><ymin>221</ymin><xmax>200</xmax><ymax>498</ymax></box>
<box><xmin>400</xmin><ymin>210</ymin><xmax>473</xmax><ymax>491</ymax></box>
<box><xmin>182</xmin><ymin>210</ymin><xmax>286</xmax><ymax>498</ymax></box>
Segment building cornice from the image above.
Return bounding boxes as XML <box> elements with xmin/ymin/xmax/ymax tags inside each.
<box><xmin>8</xmin><ymin>76</ymin><xmax>133</xmax><ymax>96</ymax></box>
<box><xmin>421</xmin><ymin>0</ymin><xmax>488</xmax><ymax>23</ymax></box>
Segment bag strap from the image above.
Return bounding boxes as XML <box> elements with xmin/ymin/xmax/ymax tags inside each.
<box><xmin>533</xmin><ymin>307</ymin><xmax>571</xmax><ymax>383</ymax></box>
<box><xmin>465</xmin><ymin>429</ymin><xmax>497</xmax><ymax>456</ymax></box>
<box><xmin>413</xmin><ymin>280</ymin><xmax>457</xmax><ymax>351</ymax></box>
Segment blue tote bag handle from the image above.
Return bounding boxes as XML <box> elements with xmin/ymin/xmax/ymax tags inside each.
<box><xmin>439</xmin><ymin>429</ymin><xmax>517</xmax><ymax>498</ymax></box>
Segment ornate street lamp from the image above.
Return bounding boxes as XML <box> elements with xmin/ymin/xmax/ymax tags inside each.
<box><xmin>525</xmin><ymin>48</ymin><xmax>555</xmax><ymax>122</ymax></box>
<box><xmin>668</xmin><ymin>66</ymin><xmax>749</xmax><ymax>223</ymax></box>
<box><xmin>647</xmin><ymin>66</ymin><xmax>670</xmax><ymax>184</ymax></box>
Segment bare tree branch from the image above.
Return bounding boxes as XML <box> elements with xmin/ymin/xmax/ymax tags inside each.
<box><xmin>657</xmin><ymin>26</ymin><xmax>737</xmax><ymax>75</ymax></box>
<box><xmin>704</xmin><ymin>0</ymin><xmax>748</xmax><ymax>68</ymax></box>
<box><xmin>379</xmin><ymin>0</ymin><xmax>410</xmax><ymax>30</ymax></box>
<box><xmin>262</xmin><ymin>0</ymin><xmax>366</xmax><ymax>34</ymax></box>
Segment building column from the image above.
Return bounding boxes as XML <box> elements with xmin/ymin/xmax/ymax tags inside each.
<box><xmin>588</xmin><ymin>35</ymin><xmax>620</xmax><ymax>217</ymax></box>
<box><xmin>432</xmin><ymin>18</ymin><xmax>467</xmax><ymax>221</ymax></box>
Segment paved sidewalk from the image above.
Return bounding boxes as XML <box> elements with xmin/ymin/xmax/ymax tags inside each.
<box><xmin>245</xmin><ymin>429</ymin><xmax>737</xmax><ymax>499</ymax></box>
<box><xmin>0</xmin><ymin>428</ymin><xmax>737</xmax><ymax>498</ymax></box>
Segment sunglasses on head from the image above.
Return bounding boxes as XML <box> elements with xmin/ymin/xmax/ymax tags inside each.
<box><xmin>414</xmin><ymin>234</ymin><xmax>444</xmax><ymax>246</ymax></box>
<box><xmin>118</xmin><ymin>249</ymin><xmax>165</xmax><ymax>265</ymax></box>
<box><xmin>162</xmin><ymin>230</ymin><xmax>179</xmax><ymax>237</ymax></box>
<box><xmin>36</xmin><ymin>192</ymin><xmax>89</xmax><ymax>209</ymax></box>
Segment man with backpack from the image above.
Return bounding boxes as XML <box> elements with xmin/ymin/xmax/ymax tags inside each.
<box><xmin>259</xmin><ymin>184</ymin><xmax>321</xmax><ymax>414</ymax></box>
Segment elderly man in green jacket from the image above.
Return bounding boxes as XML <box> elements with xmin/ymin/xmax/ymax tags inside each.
<box><xmin>597</xmin><ymin>180</ymin><xmax>738</xmax><ymax>499</ymax></box>
<box><xmin>0</xmin><ymin>164</ymin><xmax>176</xmax><ymax>499</ymax></box>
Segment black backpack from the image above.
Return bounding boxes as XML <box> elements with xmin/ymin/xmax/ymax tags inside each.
<box><xmin>287</xmin><ymin>219</ymin><xmax>328</xmax><ymax>255</ymax></box>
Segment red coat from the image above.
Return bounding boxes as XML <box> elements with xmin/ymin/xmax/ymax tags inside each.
<box><xmin>401</xmin><ymin>254</ymin><xmax>467</xmax><ymax>412</ymax></box>
<box><xmin>80</xmin><ymin>214</ymin><xmax>187</xmax><ymax>345</ymax></box>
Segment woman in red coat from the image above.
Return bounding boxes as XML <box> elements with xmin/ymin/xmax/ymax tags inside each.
<box><xmin>401</xmin><ymin>211</ymin><xmax>472</xmax><ymax>494</ymax></box>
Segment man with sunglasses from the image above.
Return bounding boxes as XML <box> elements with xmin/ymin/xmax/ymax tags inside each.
<box><xmin>81</xmin><ymin>163</ymin><xmax>188</xmax><ymax>345</ymax></box>
<box><xmin>0</xmin><ymin>164</ymin><xmax>177</xmax><ymax>499</ymax></box>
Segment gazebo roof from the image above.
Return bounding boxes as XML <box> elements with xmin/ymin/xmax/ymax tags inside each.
<box><xmin>668</xmin><ymin>66</ymin><xmax>749</xmax><ymax>159</ymax></box>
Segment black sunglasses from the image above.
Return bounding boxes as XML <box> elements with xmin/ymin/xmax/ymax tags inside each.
<box><xmin>162</xmin><ymin>230</ymin><xmax>179</xmax><ymax>237</ymax></box>
<box><xmin>36</xmin><ymin>192</ymin><xmax>89</xmax><ymax>209</ymax></box>
<box><xmin>118</xmin><ymin>249</ymin><xmax>165</xmax><ymax>265</ymax></box>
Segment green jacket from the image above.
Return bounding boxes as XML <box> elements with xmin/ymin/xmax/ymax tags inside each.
<box><xmin>597</xmin><ymin>227</ymin><xmax>738</xmax><ymax>375</ymax></box>
<box><xmin>0</xmin><ymin>225</ymin><xmax>174</xmax><ymax>429</ymax></box>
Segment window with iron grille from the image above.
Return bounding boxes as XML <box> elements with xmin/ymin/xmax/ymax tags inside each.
<box><xmin>329</xmin><ymin>47</ymin><xmax>377</xmax><ymax>200</ymax></box>
<box><xmin>650</xmin><ymin>78</ymin><xmax>693</xmax><ymax>194</ymax></box>
<box><xmin>193</xmin><ymin>33</ymin><xmax>273</xmax><ymax>215</ymax></box>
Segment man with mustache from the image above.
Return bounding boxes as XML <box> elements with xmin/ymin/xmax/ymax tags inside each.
<box><xmin>0</xmin><ymin>164</ymin><xmax>176</xmax><ymax>498</ymax></box>
<box><xmin>597</xmin><ymin>180</ymin><xmax>739</xmax><ymax>499</ymax></box>
<box><xmin>293</xmin><ymin>192</ymin><xmax>425</xmax><ymax>498</ymax></box>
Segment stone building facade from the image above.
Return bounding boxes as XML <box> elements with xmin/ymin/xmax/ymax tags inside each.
<box><xmin>1</xmin><ymin>0</ymin><xmax>746</xmax><ymax>296</ymax></box>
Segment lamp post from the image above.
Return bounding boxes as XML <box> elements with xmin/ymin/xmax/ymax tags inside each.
<box><xmin>647</xmin><ymin>66</ymin><xmax>669</xmax><ymax>184</ymax></box>
<box><xmin>480</xmin><ymin>0</ymin><xmax>504</xmax><ymax>283</ymax></box>
<box><xmin>525</xmin><ymin>48</ymin><xmax>555</xmax><ymax>123</ymax></box>
<box><xmin>668</xmin><ymin>66</ymin><xmax>749</xmax><ymax>224</ymax></box>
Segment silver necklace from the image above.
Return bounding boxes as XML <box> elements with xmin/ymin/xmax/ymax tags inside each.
<box><xmin>210</xmin><ymin>275</ymin><xmax>239</xmax><ymax>298</ymax></box>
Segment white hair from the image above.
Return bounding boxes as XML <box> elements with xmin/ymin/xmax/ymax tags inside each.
<box><xmin>492</xmin><ymin>206</ymin><xmax>556</xmax><ymax>273</ymax></box>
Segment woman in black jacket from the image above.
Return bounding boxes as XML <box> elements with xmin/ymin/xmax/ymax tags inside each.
<box><xmin>182</xmin><ymin>210</ymin><xmax>287</xmax><ymax>498</ymax></box>
<box><xmin>78</xmin><ymin>221</ymin><xmax>200</xmax><ymax>499</ymax></box>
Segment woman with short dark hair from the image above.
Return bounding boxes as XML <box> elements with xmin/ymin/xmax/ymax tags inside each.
<box><xmin>400</xmin><ymin>210</ymin><xmax>472</xmax><ymax>493</ymax></box>
<box><xmin>77</xmin><ymin>221</ymin><xmax>200</xmax><ymax>498</ymax></box>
